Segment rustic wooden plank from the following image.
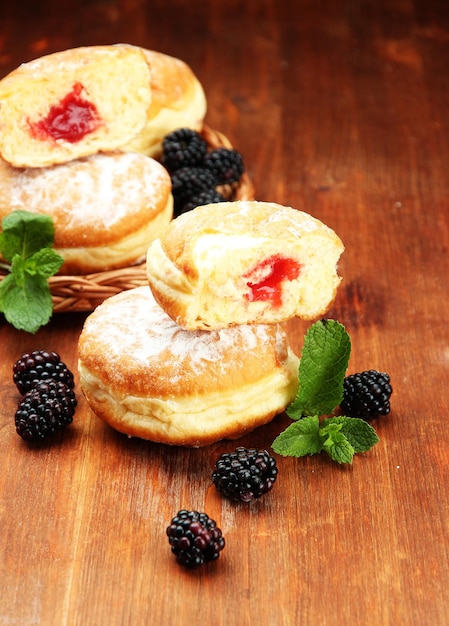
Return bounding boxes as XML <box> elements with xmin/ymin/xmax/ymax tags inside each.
<box><xmin>0</xmin><ymin>1</ymin><xmax>448</xmax><ymax>625</ymax></box>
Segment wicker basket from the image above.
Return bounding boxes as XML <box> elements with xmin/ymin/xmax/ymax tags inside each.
<box><xmin>0</xmin><ymin>125</ymin><xmax>255</xmax><ymax>313</ymax></box>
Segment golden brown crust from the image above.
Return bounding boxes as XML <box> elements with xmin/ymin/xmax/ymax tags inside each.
<box><xmin>0</xmin><ymin>152</ymin><xmax>173</xmax><ymax>273</ymax></box>
<box><xmin>0</xmin><ymin>45</ymin><xmax>152</xmax><ymax>167</ymax></box>
<box><xmin>78</xmin><ymin>286</ymin><xmax>299</xmax><ymax>446</ymax></box>
<box><xmin>146</xmin><ymin>201</ymin><xmax>344</xmax><ymax>329</ymax></box>
<box><xmin>122</xmin><ymin>48</ymin><xmax>207</xmax><ymax>157</ymax></box>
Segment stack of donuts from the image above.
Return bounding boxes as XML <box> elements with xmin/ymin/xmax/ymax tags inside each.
<box><xmin>78</xmin><ymin>200</ymin><xmax>344</xmax><ymax>447</ymax></box>
<box><xmin>0</xmin><ymin>44</ymin><xmax>207</xmax><ymax>274</ymax></box>
<box><xmin>0</xmin><ymin>45</ymin><xmax>344</xmax><ymax>446</ymax></box>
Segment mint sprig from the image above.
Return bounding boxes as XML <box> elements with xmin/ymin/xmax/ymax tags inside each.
<box><xmin>273</xmin><ymin>416</ymin><xmax>379</xmax><ymax>464</ymax></box>
<box><xmin>0</xmin><ymin>211</ymin><xmax>64</xmax><ymax>333</ymax></box>
<box><xmin>272</xmin><ymin>320</ymin><xmax>380</xmax><ymax>464</ymax></box>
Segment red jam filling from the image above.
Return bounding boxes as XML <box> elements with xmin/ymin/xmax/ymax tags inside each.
<box><xmin>245</xmin><ymin>256</ymin><xmax>301</xmax><ymax>307</ymax></box>
<box><xmin>29</xmin><ymin>82</ymin><xmax>101</xmax><ymax>143</ymax></box>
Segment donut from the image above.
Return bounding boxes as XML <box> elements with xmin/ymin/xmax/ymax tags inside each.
<box><xmin>0</xmin><ymin>45</ymin><xmax>206</xmax><ymax>167</ymax></box>
<box><xmin>145</xmin><ymin>201</ymin><xmax>344</xmax><ymax>330</ymax></box>
<box><xmin>0</xmin><ymin>152</ymin><xmax>173</xmax><ymax>274</ymax></box>
<box><xmin>0</xmin><ymin>45</ymin><xmax>152</xmax><ymax>167</ymax></box>
<box><xmin>77</xmin><ymin>286</ymin><xmax>299</xmax><ymax>447</ymax></box>
<box><xmin>122</xmin><ymin>48</ymin><xmax>207</xmax><ymax>157</ymax></box>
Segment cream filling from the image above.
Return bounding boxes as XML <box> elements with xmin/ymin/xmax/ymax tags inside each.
<box><xmin>78</xmin><ymin>348</ymin><xmax>299</xmax><ymax>445</ymax></box>
<box><xmin>146</xmin><ymin>231</ymin><xmax>343</xmax><ymax>327</ymax></box>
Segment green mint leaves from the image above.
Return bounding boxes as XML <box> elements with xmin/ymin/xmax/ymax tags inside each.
<box><xmin>0</xmin><ymin>211</ymin><xmax>64</xmax><ymax>333</ymax></box>
<box><xmin>272</xmin><ymin>415</ymin><xmax>379</xmax><ymax>464</ymax></box>
<box><xmin>286</xmin><ymin>319</ymin><xmax>351</xmax><ymax>419</ymax></box>
<box><xmin>272</xmin><ymin>320</ymin><xmax>379</xmax><ymax>464</ymax></box>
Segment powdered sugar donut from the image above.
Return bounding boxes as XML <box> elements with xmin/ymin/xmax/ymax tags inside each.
<box><xmin>78</xmin><ymin>286</ymin><xmax>299</xmax><ymax>446</ymax></box>
<box><xmin>0</xmin><ymin>152</ymin><xmax>173</xmax><ymax>274</ymax></box>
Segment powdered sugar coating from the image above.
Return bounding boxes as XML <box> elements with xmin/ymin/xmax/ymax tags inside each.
<box><xmin>177</xmin><ymin>201</ymin><xmax>325</xmax><ymax>234</ymax></box>
<box><xmin>0</xmin><ymin>152</ymin><xmax>170</xmax><ymax>239</ymax></box>
<box><xmin>22</xmin><ymin>46</ymin><xmax>126</xmax><ymax>77</ymax></box>
<box><xmin>79</xmin><ymin>286</ymin><xmax>288</xmax><ymax>395</ymax></box>
<box><xmin>85</xmin><ymin>286</ymin><xmax>270</xmax><ymax>363</ymax></box>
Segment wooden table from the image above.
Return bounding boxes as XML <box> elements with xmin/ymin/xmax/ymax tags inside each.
<box><xmin>1</xmin><ymin>1</ymin><xmax>448</xmax><ymax>624</ymax></box>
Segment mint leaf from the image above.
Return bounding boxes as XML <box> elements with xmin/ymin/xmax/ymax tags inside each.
<box><xmin>0</xmin><ymin>272</ymin><xmax>14</xmax><ymax>313</ymax></box>
<box><xmin>272</xmin><ymin>415</ymin><xmax>322</xmax><ymax>457</ymax></box>
<box><xmin>323</xmin><ymin>436</ymin><xmax>355</xmax><ymax>464</ymax></box>
<box><xmin>286</xmin><ymin>319</ymin><xmax>351</xmax><ymax>419</ymax></box>
<box><xmin>0</xmin><ymin>211</ymin><xmax>64</xmax><ymax>333</ymax></box>
<box><xmin>319</xmin><ymin>419</ymin><xmax>354</xmax><ymax>464</ymax></box>
<box><xmin>27</xmin><ymin>248</ymin><xmax>64</xmax><ymax>279</ymax></box>
<box><xmin>322</xmin><ymin>416</ymin><xmax>379</xmax><ymax>453</ymax></box>
<box><xmin>0</xmin><ymin>210</ymin><xmax>56</xmax><ymax>261</ymax></box>
<box><xmin>0</xmin><ymin>271</ymin><xmax>53</xmax><ymax>333</ymax></box>
<box><xmin>319</xmin><ymin>419</ymin><xmax>344</xmax><ymax>444</ymax></box>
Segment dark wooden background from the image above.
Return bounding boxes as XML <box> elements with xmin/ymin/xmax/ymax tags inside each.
<box><xmin>1</xmin><ymin>1</ymin><xmax>448</xmax><ymax>624</ymax></box>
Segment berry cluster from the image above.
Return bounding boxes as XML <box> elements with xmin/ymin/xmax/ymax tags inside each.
<box><xmin>12</xmin><ymin>351</ymin><xmax>77</xmax><ymax>441</ymax></box>
<box><xmin>166</xmin><ymin>510</ymin><xmax>225</xmax><ymax>569</ymax></box>
<box><xmin>161</xmin><ymin>128</ymin><xmax>245</xmax><ymax>217</ymax></box>
<box><xmin>13</xmin><ymin>350</ymin><xmax>75</xmax><ymax>394</ymax></box>
<box><xmin>212</xmin><ymin>446</ymin><xmax>278</xmax><ymax>502</ymax></box>
<box><xmin>341</xmin><ymin>369</ymin><xmax>392</xmax><ymax>420</ymax></box>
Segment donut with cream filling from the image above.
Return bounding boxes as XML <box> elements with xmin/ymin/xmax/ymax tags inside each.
<box><xmin>0</xmin><ymin>152</ymin><xmax>173</xmax><ymax>274</ymax></box>
<box><xmin>145</xmin><ymin>201</ymin><xmax>344</xmax><ymax>330</ymax></box>
<box><xmin>78</xmin><ymin>286</ymin><xmax>299</xmax><ymax>446</ymax></box>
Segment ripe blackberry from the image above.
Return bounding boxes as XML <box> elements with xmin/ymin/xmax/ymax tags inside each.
<box><xmin>15</xmin><ymin>380</ymin><xmax>77</xmax><ymax>441</ymax></box>
<box><xmin>212</xmin><ymin>446</ymin><xmax>278</xmax><ymax>503</ymax></box>
<box><xmin>166</xmin><ymin>510</ymin><xmax>225</xmax><ymax>569</ymax></box>
<box><xmin>340</xmin><ymin>370</ymin><xmax>392</xmax><ymax>420</ymax></box>
<box><xmin>171</xmin><ymin>166</ymin><xmax>217</xmax><ymax>216</ymax></box>
<box><xmin>204</xmin><ymin>148</ymin><xmax>244</xmax><ymax>185</ymax></box>
<box><xmin>13</xmin><ymin>350</ymin><xmax>74</xmax><ymax>395</ymax></box>
<box><xmin>180</xmin><ymin>188</ymin><xmax>225</xmax><ymax>215</ymax></box>
<box><xmin>161</xmin><ymin>128</ymin><xmax>207</xmax><ymax>173</ymax></box>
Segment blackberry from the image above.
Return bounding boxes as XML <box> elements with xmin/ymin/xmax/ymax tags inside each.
<box><xmin>171</xmin><ymin>166</ymin><xmax>217</xmax><ymax>217</ymax></box>
<box><xmin>180</xmin><ymin>188</ymin><xmax>225</xmax><ymax>215</ymax></box>
<box><xmin>15</xmin><ymin>380</ymin><xmax>77</xmax><ymax>441</ymax></box>
<box><xmin>13</xmin><ymin>350</ymin><xmax>75</xmax><ymax>395</ymax></box>
<box><xmin>341</xmin><ymin>370</ymin><xmax>392</xmax><ymax>420</ymax></box>
<box><xmin>166</xmin><ymin>510</ymin><xmax>225</xmax><ymax>569</ymax></box>
<box><xmin>204</xmin><ymin>148</ymin><xmax>244</xmax><ymax>185</ymax></box>
<box><xmin>212</xmin><ymin>446</ymin><xmax>278</xmax><ymax>503</ymax></box>
<box><xmin>161</xmin><ymin>128</ymin><xmax>208</xmax><ymax>173</ymax></box>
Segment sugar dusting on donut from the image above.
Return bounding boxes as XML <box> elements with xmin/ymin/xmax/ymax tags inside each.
<box><xmin>171</xmin><ymin>200</ymin><xmax>336</xmax><ymax>240</ymax></box>
<box><xmin>80</xmin><ymin>286</ymin><xmax>277</xmax><ymax>387</ymax></box>
<box><xmin>22</xmin><ymin>46</ymin><xmax>130</xmax><ymax>76</ymax></box>
<box><xmin>90</xmin><ymin>286</ymin><xmax>271</xmax><ymax>364</ymax></box>
<box><xmin>3</xmin><ymin>152</ymin><xmax>169</xmax><ymax>234</ymax></box>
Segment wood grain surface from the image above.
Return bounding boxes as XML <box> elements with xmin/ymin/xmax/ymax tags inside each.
<box><xmin>1</xmin><ymin>1</ymin><xmax>448</xmax><ymax>625</ymax></box>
